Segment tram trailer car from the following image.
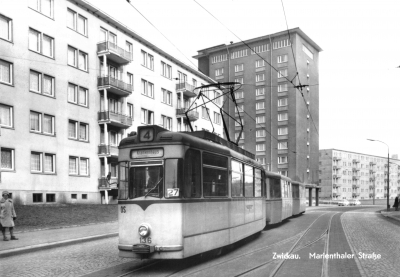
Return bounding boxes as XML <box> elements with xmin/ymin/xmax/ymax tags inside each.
<box><xmin>292</xmin><ymin>181</ymin><xmax>306</xmax><ymax>215</ymax></box>
<box><xmin>117</xmin><ymin>126</ymin><xmax>267</xmax><ymax>259</ymax></box>
<box><xmin>264</xmin><ymin>173</ymin><xmax>293</xmax><ymax>224</ymax></box>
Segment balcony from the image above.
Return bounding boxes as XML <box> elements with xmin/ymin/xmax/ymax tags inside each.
<box><xmin>333</xmin><ymin>165</ymin><xmax>341</xmax><ymax>170</ymax></box>
<box><xmin>98</xmin><ymin>177</ymin><xmax>118</xmax><ymax>190</ymax></box>
<box><xmin>352</xmin><ymin>176</ymin><xmax>360</xmax><ymax>180</ymax></box>
<box><xmin>97</xmin><ymin>41</ymin><xmax>132</xmax><ymax>64</ymax></box>
<box><xmin>176</xmin><ymin>82</ymin><xmax>196</xmax><ymax>97</ymax></box>
<box><xmin>369</xmin><ymin>185</ymin><xmax>374</xmax><ymax>190</ymax></box>
<box><xmin>352</xmin><ymin>193</ymin><xmax>360</xmax><ymax>197</ymax></box>
<box><xmin>98</xmin><ymin>76</ymin><xmax>133</xmax><ymax>96</ymax></box>
<box><xmin>352</xmin><ymin>185</ymin><xmax>360</xmax><ymax>189</ymax></box>
<box><xmin>333</xmin><ymin>193</ymin><xmax>340</xmax><ymax>197</ymax></box>
<box><xmin>369</xmin><ymin>193</ymin><xmax>374</xmax><ymax>198</ymax></box>
<box><xmin>369</xmin><ymin>161</ymin><xmax>376</xmax><ymax>166</ymax></box>
<box><xmin>333</xmin><ymin>183</ymin><xmax>341</xmax><ymax>188</ymax></box>
<box><xmin>369</xmin><ymin>177</ymin><xmax>375</xmax><ymax>182</ymax></box>
<box><xmin>353</xmin><ymin>159</ymin><xmax>360</xmax><ymax>163</ymax></box>
<box><xmin>369</xmin><ymin>170</ymin><xmax>376</xmax><ymax>174</ymax></box>
<box><xmin>333</xmin><ymin>174</ymin><xmax>342</xmax><ymax>179</ymax></box>
<box><xmin>98</xmin><ymin>144</ymin><xmax>119</xmax><ymax>157</ymax></box>
<box><xmin>176</xmin><ymin>109</ymin><xmax>199</xmax><ymax>121</ymax></box>
<box><xmin>333</xmin><ymin>156</ymin><xmax>341</xmax><ymax>161</ymax></box>
<box><xmin>98</xmin><ymin>111</ymin><xmax>132</xmax><ymax>128</ymax></box>
<box><xmin>352</xmin><ymin>167</ymin><xmax>360</xmax><ymax>171</ymax></box>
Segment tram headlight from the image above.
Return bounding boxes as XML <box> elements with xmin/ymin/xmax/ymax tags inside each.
<box><xmin>138</xmin><ymin>223</ymin><xmax>151</xmax><ymax>237</ymax></box>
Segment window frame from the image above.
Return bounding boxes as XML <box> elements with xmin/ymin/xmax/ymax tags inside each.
<box><xmin>1</xmin><ymin>147</ymin><xmax>15</xmax><ymax>171</ymax></box>
<box><xmin>161</xmin><ymin>115</ymin><xmax>172</xmax><ymax>131</ymax></box>
<box><xmin>30</xmin><ymin>110</ymin><xmax>55</xmax><ymax>136</ymax></box>
<box><xmin>0</xmin><ymin>14</ymin><xmax>13</xmax><ymax>42</ymax></box>
<box><xmin>0</xmin><ymin>59</ymin><xmax>13</xmax><ymax>85</ymax></box>
<box><xmin>161</xmin><ymin>61</ymin><xmax>172</xmax><ymax>79</ymax></box>
<box><xmin>68</xmin><ymin>119</ymin><xmax>89</xmax><ymax>142</ymax></box>
<box><xmin>67</xmin><ymin>8</ymin><xmax>87</xmax><ymax>36</ymax></box>
<box><xmin>30</xmin><ymin>151</ymin><xmax>56</xmax><ymax>174</ymax></box>
<box><xmin>28</xmin><ymin>28</ymin><xmax>54</xmax><ymax>58</ymax></box>
<box><xmin>69</xmin><ymin>156</ymin><xmax>90</xmax><ymax>176</ymax></box>
<box><xmin>278</xmin><ymin>113</ymin><xmax>288</xmax><ymax>121</ymax></box>
<box><xmin>256</xmin><ymin>102</ymin><xmax>265</xmax><ymax>110</ymax></box>
<box><xmin>234</xmin><ymin>64</ymin><xmax>244</xmax><ymax>72</ymax></box>
<box><xmin>278</xmin><ymin>127</ymin><xmax>288</xmax><ymax>135</ymax></box>
<box><xmin>141</xmin><ymin>79</ymin><xmax>154</xmax><ymax>98</ymax></box>
<box><xmin>67</xmin><ymin>83</ymin><xmax>88</xmax><ymax>107</ymax></box>
<box><xmin>256</xmin><ymin>73</ymin><xmax>265</xmax><ymax>82</ymax></box>
<box><xmin>29</xmin><ymin>0</ymin><xmax>54</xmax><ymax>19</ymax></box>
<box><xmin>29</xmin><ymin>70</ymin><xmax>55</xmax><ymax>97</ymax></box>
<box><xmin>141</xmin><ymin>50</ymin><xmax>154</xmax><ymax>70</ymax></box>
<box><xmin>256</xmin><ymin>87</ymin><xmax>265</xmax><ymax>96</ymax></box>
<box><xmin>67</xmin><ymin>45</ymin><xmax>88</xmax><ymax>72</ymax></box>
<box><xmin>161</xmin><ymin>88</ymin><xmax>172</xmax><ymax>105</ymax></box>
<box><xmin>0</xmin><ymin>103</ymin><xmax>14</xmax><ymax>128</ymax></box>
<box><xmin>213</xmin><ymin>112</ymin><xmax>221</xmax><ymax>125</ymax></box>
<box><xmin>278</xmin><ymin>98</ymin><xmax>288</xmax><ymax>107</ymax></box>
<box><xmin>141</xmin><ymin>108</ymin><xmax>154</xmax><ymax>125</ymax></box>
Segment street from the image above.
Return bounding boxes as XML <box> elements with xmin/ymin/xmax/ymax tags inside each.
<box><xmin>2</xmin><ymin>206</ymin><xmax>400</xmax><ymax>277</ymax></box>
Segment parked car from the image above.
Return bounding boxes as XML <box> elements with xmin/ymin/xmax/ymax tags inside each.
<box><xmin>349</xmin><ymin>199</ymin><xmax>361</xmax><ymax>206</ymax></box>
<box><xmin>338</xmin><ymin>199</ymin><xmax>350</xmax><ymax>206</ymax></box>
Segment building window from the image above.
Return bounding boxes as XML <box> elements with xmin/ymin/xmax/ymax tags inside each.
<box><xmin>234</xmin><ymin>64</ymin><xmax>244</xmax><ymax>72</ymax></box>
<box><xmin>256</xmin><ymin>157</ymin><xmax>266</xmax><ymax>165</ymax></box>
<box><xmin>256</xmin><ymin>87</ymin><xmax>265</xmax><ymax>96</ymax></box>
<box><xmin>1</xmin><ymin>148</ymin><xmax>14</xmax><ymax>170</ymax></box>
<box><xmin>161</xmin><ymin>115</ymin><xmax>172</xmax><ymax>131</ymax></box>
<box><xmin>231</xmin><ymin>49</ymin><xmax>248</xmax><ymax>59</ymax></box>
<box><xmin>0</xmin><ymin>59</ymin><xmax>13</xmax><ymax>85</ymax></box>
<box><xmin>211</xmin><ymin>54</ymin><xmax>227</xmax><ymax>64</ymax></box>
<box><xmin>82</xmin><ymin>194</ymin><xmax>87</xmax><ymax>200</ymax></box>
<box><xmin>255</xmin><ymin>60</ymin><xmax>265</xmax><ymax>68</ymax></box>
<box><xmin>278</xmin><ymin>156</ymin><xmax>288</xmax><ymax>164</ymax></box>
<box><xmin>235</xmin><ymin>118</ymin><xmax>244</xmax><ymax>127</ymax></box>
<box><xmin>0</xmin><ymin>14</ymin><xmax>12</xmax><ymax>42</ymax></box>
<box><xmin>278</xmin><ymin>127</ymin><xmax>288</xmax><ymax>135</ymax></box>
<box><xmin>162</xmin><ymin>88</ymin><xmax>172</xmax><ymax>105</ymax></box>
<box><xmin>234</xmin><ymin>77</ymin><xmax>243</xmax><ymax>84</ymax></box>
<box><xmin>202</xmin><ymin>107</ymin><xmax>210</xmax><ymax>120</ymax></box>
<box><xmin>256</xmin><ymin>130</ymin><xmax>265</xmax><ymax>137</ymax></box>
<box><xmin>256</xmin><ymin>73</ymin><xmax>265</xmax><ymax>82</ymax></box>
<box><xmin>127</xmin><ymin>103</ymin><xmax>134</xmax><ymax>118</ymax></box>
<box><xmin>279</xmin><ymin>170</ymin><xmax>288</xmax><ymax>176</ymax></box>
<box><xmin>29</xmin><ymin>0</ymin><xmax>54</xmax><ymax>18</ymax></box>
<box><xmin>278</xmin><ymin>83</ymin><xmax>288</xmax><ymax>92</ymax></box>
<box><xmin>46</xmin><ymin>194</ymin><xmax>55</xmax><ymax>202</ymax></box>
<box><xmin>67</xmin><ymin>8</ymin><xmax>87</xmax><ymax>36</ymax></box>
<box><xmin>71</xmin><ymin>194</ymin><xmax>77</xmax><ymax>199</ymax></box>
<box><xmin>67</xmin><ymin>83</ymin><xmax>88</xmax><ymax>107</ymax></box>
<box><xmin>256</xmin><ymin>144</ymin><xmax>265</xmax><ymax>151</ymax></box>
<box><xmin>278</xmin><ymin>98</ymin><xmax>288</xmax><ymax>107</ymax></box>
<box><xmin>215</xmin><ymin>68</ymin><xmax>224</xmax><ymax>76</ymax></box>
<box><xmin>161</xmin><ymin>61</ymin><xmax>172</xmax><ymax>79</ymax></box>
<box><xmin>68</xmin><ymin>120</ymin><xmax>88</xmax><ymax>141</ymax></box>
<box><xmin>236</xmin><ymin>104</ymin><xmax>244</xmax><ymax>113</ymax></box>
<box><xmin>278</xmin><ymin>141</ymin><xmax>288</xmax><ymax>149</ymax></box>
<box><xmin>256</xmin><ymin>102</ymin><xmax>265</xmax><ymax>110</ymax></box>
<box><xmin>31</xmin><ymin>151</ymin><xmax>55</xmax><ymax>173</ymax></box>
<box><xmin>29</xmin><ymin>28</ymin><xmax>54</xmax><ymax>58</ymax></box>
<box><xmin>213</xmin><ymin>91</ymin><xmax>222</xmax><ymax>105</ymax></box>
<box><xmin>29</xmin><ymin>70</ymin><xmax>55</xmax><ymax>97</ymax></box>
<box><xmin>234</xmin><ymin>91</ymin><xmax>244</xmax><ymax>99</ymax></box>
<box><xmin>192</xmin><ymin>78</ymin><xmax>197</xmax><ymax>87</ymax></box>
<box><xmin>0</xmin><ymin>103</ymin><xmax>13</xmax><ymax>128</ymax></box>
<box><xmin>302</xmin><ymin>45</ymin><xmax>314</xmax><ymax>59</ymax></box>
<box><xmin>126</xmin><ymin>41</ymin><xmax>133</xmax><ymax>58</ymax></box>
<box><xmin>278</xmin><ymin>113</ymin><xmax>288</xmax><ymax>121</ymax></box>
<box><xmin>213</xmin><ymin>112</ymin><xmax>221</xmax><ymax>124</ymax></box>
<box><xmin>252</xmin><ymin>44</ymin><xmax>269</xmax><ymax>54</ymax></box>
<box><xmin>141</xmin><ymin>108</ymin><xmax>154</xmax><ymax>125</ymax></box>
<box><xmin>141</xmin><ymin>50</ymin><xmax>154</xmax><ymax>70</ymax></box>
<box><xmin>141</xmin><ymin>79</ymin><xmax>154</xmax><ymax>98</ymax></box>
<box><xmin>33</xmin><ymin>193</ymin><xmax>43</xmax><ymax>203</ymax></box>
<box><xmin>30</xmin><ymin>111</ymin><xmax>55</xmax><ymax>135</ymax></box>
<box><xmin>278</xmin><ymin>69</ymin><xmax>288</xmax><ymax>78</ymax></box>
<box><xmin>68</xmin><ymin>46</ymin><xmax>88</xmax><ymax>71</ymax></box>
<box><xmin>277</xmin><ymin>54</ymin><xmax>288</xmax><ymax>63</ymax></box>
<box><xmin>69</xmin><ymin>156</ymin><xmax>89</xmax><ymax>176</ymax></box>
<box><xmin>256</xmin><ymin>115</ymin><xmax>265</xmax><ymax>124</ymax></box>
<box><xmin>235</xmin><ymin>132</ymin><xmax>244</xmax><ymax>140</ymax></box>
<box><xmin>127</xmin><ymin>72</ymin><xmax>134</xmax><ymax>86</ymax></box>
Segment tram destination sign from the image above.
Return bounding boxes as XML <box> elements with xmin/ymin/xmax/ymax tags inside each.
<box><xmin>131</xmin><ymin>148</ymin><xmax>164</xmax><ymax>159</ymax></box>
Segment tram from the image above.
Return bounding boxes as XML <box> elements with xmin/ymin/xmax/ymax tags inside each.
<box><xmin>117</xmin><ymin>125</ymin><xmax>304</xmax><ymax>259</ymax></box>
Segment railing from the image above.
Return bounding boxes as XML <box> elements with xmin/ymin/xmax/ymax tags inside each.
<box><xmin>176</xmin><ymin>82</ymin><xmax>195</xmax><ymax>93</ymax></box>
<box><xmin>98</xmin><ymin>177</ymin><xmax>118</xmax><ymax>189</ymax></box>
<box><xmin>369</xmin><ymin>185</ymin><xmax>374</xmax><ymax>190</ymax></box>
<box><xmin>98</xmin><ymin>111</ymin><xmax>132</xmax><ymax>126</ymax></box>
<box><xmin>97</xmin><ymin>41</ymin><xmax>132</xmax><ymax>62</ymax></box>
<box><xmin>176</xmin><ymin>109</ymin><xmax>199</xmax><ymax>121</ymax></box>
<box><xmin>98</xmin><ymin>144</ymin><xmax>119</xmax><ymax>156</ymax></box>
<box><xmin>97</xmin><ymin>76</ymin><xmax>133</xmax><ymax>93</ymax></box>
<box><xmin>333</xmin><ymin>156</ymin><xmax>341</xmax><ymax>160</ymax></box>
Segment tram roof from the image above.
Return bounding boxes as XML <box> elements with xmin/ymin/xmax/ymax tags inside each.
<box><xmin>119</xmin><ymin>125</ymin><xmax>261</xmax><ymax>167</ymax></box>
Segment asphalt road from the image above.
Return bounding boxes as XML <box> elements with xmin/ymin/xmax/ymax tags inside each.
<box><xmin>2</xmin><ymin>206</ymin><xmax>399</xmax><ymax>277</ymax></box>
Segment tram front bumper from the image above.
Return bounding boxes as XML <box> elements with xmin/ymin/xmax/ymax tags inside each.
<box><xmin>119</xmin><ymin>244</ymin><xmax>183</xmax><ymax>254</ymax></box>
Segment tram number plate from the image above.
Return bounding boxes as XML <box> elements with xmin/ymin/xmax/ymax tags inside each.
<box><xmin>167</xmin><ymin>188</ymin><xmax>179</xmax><ymax>197</ymax></box>
<box><xmin>140</xmin><ymin>237</ymin><xmax>152</xmax><ymax>243</ymax></box>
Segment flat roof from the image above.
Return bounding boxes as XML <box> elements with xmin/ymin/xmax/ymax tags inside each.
<box><xmin>193</xmin><ymin>27</ymin><xmax>322</xmax><ymax>59</ymax></box>
<box><xmin>320</xmin><ymin>148</ymin><xmax>400</xmax><ymax>162</ymax></box>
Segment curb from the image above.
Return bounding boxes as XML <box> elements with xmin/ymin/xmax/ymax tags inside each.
<box><xmin>14</xmin><ymin>221</ymin><xmax>118</xmax><ymax>234</ymax></box>
<box><xmin>0</xmin><ymin>232</ymin><xmax>118</xmax><ymax>258</ymax></box>
<box><xmin>380</xmin><ymin>211</ymin><xmax>400</xmax><ymax>222</ymax></box>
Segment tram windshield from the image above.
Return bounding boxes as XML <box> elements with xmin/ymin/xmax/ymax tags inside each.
<box><xmin>129</xmin><ymin>166</ymin><xmax>163</xmax><ymax>198</ymax></box>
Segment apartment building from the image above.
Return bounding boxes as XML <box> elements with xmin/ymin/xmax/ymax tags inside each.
<box><xmin>320</xmin><ymin>149</ymin><xmax>400</xmax><ymax>200</ymax></box>
<box><xmin>0</xmin><ymin>0</ymin><xmax>222</xmax><ymax>205</ymax></box>
<box><xmin>193</xmin><ymin>28</ymin><xmax>321</xmax><ymax>185</ymax></box>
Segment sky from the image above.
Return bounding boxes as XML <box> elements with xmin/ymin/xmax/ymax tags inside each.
<box><xmin>91</xmin><ymin>0</ymin><xmax>400</xmax><ymax>158</ymax></box>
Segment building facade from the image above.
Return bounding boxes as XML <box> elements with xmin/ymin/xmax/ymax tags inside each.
<box><xmin>0</xmin><ymin>0</ymin><xmax>222</xmax><ymax>205</ymax></box>
<box><xmin>193</xmin><ymin>28</ymin><xmax>321</xmax><ymax>185</ymax></box>
<box><xmin>319</xmin><ymin>149</ymin><xmax>400</xmax><ymax>200</ymax></box>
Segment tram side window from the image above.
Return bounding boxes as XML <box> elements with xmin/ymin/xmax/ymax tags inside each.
<box><xmin>244</xmin><ymin>165</ymin><xmax>254</xmax><ymax>197</ymax></box>
<box><xmin>269</xmin><ymin>178</ymin><xmax>281</xmax><ymax>199</ymax></box>
<box><xmin>255</xmin><ymin>169</ymin><xmax>262</xmax><ymax>197</ymax></box>
<box><xmin>118</xmin><ymin>162</ymin><xmax>129</xmax><ymax>200</ymax></box>
<box><xmin>203</xmin><ymin>153</ymin><xmax>228</xmax><ymax>197</ymax></box>
<box><xmin>164</xmin><ymin>159</ymin><xmax>183</xmax><ymax>198</ymax></box>
<box><xmin>231</xmin><ymin>160</ymin><xmax>243</xmax><ymax>197</ymax></box>
<box><xmin>184</xmin><ymin>149</ymin><xmax>201</xmax><ymax>198</ymax></box>
<box><xmin>282</xmin><ymin>180</ymin><xmax>288</xmax><ymax>198</ymax></box>
<box><xmin>292</xmin><ymin>184</ymin><xmax>299</xmax><ymax>199</ymax></box>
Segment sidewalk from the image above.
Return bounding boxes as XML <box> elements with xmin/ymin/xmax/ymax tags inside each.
<box><xmin>0</xmin><ymin>221</ymin><xmax>118</xmax><ymax>258</ymax></box>
<box><xmin>381</xmin><ymin>209</ymin><xmax>400</xmax><ymax>222</ymax></box>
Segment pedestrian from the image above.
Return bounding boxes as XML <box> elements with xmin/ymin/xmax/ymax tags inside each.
<box><xmin>0</xmin><ymin>191</ymin><xmax>18</xmax><ymax>241</ymax></box>
<box><xmin>393</xmin><ymin>195</ymin><xmax>399</xmax><ymax>211</ymax></box>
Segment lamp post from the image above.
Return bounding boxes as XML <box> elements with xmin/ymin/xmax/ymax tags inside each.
<box><xmin>367</xmin><ymin>139</ymin><xmax>390</xmax><ymax>211</ymax></box>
